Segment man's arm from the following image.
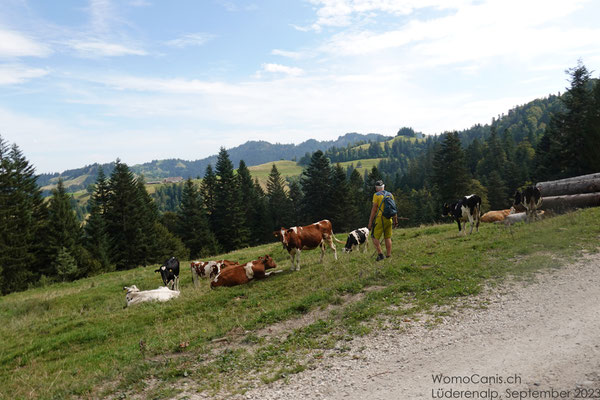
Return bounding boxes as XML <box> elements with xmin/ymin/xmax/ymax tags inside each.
<box><xmin>367</xmin><ymin>202</ymin><xmax>378</xmax><ymax>230</ymax></box>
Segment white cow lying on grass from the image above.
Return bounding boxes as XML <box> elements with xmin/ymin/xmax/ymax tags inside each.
<box><xmin>123</xmin><ymin>285</ymin><xmax>180</xmax><ymax>307</ymax></box>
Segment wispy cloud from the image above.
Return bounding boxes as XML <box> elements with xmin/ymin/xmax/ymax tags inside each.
<box><xmin>66</xmin><ymin>39</ymin><xmax>147</xmax><ymax>57</ymax></box>
<box><xmin>0</xmin><ymin>29</ymin><xmax>51</xmax><ymax>58</ymax></box>
<box><xmin>271</xmin><ymin>49</ymin><xmax>305</xmax><ymax>59</ymax></box>
<box><xmin>305</xmin><ymin>0</ymin><xmax>463</xmax><ymax>31</ymax></box>
<box><xmin>260</xmin><ymin>63</ymin><xmax>304</xmax><ymax>77</ymax></box>
<box><xmin>0</xmin><ymin>64</ymin><xmax>48</xmax><ymax>85</ymax></box>
<box><xmin>216</xmin><ymin>1</ymin><xmax>258</xmax><ymax>12</ymax></box>
<box><xmin>165</xmin><ymin>33</ymin><xmax>215</xmax><ymax>48</ymax></box>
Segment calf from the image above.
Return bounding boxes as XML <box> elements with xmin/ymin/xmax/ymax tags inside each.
<box><xmin>442</xmin><ymin>194</ymin><xmax>482</xmax><ymax>235</ymax></box>
<box><xmin>210</xmin><ymin>255</ymin><xmax>278</xmax><ymax>288</ymax></box>
<box><xmin>155</xmin><ymin>257</ymin><xmax>180</xmax><ymax>291</ymax></box>
<box><xmin>123</xmin><ymin>285</ymin><xmax>180</xmax><ymax>307</ymax></box>
<box><xmin>190</xmin><ymin>259</ymin><xmax>237</xmax><ymax>287</ymax></box>
<box><xmin>343</xmin><ymin>228</ymin><xmax>370</xmax><ymax>253</ymax></box>
<box><xmin>514</xmin><ymin>186</ymin><xmax>542</xmax><ymax>222</ymax></box>
<box><xmin>274</xmin><ymin>219</ymin><xmax>342</xmax><ymax>271</ymax></box>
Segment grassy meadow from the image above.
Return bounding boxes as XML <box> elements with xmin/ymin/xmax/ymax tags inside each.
<box><xmin>1</xmin><ymin>208</ymin><xmax>599</xmax><ymax>399</ymax></box>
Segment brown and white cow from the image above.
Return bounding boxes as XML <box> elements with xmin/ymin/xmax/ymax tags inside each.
<box><xmin>190</xmin><ymin>259</ymin><xmax>237</xmax><ymax>287</ymax></box>
<box><xmin>274</xmin><ymin>219</ymin><xmax>343</xmax><ymax>271</ymax></box>
<box><xmin>210</xmin><ymin>255</ymin><xmax>279</xmax><ymax>288</ymax></box>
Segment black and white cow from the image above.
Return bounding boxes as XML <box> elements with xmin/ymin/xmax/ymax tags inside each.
<box><xmin>155</xmin><ymin>257</ymin><xmax>180</xmax><ymax>291</ymax></box>
<box><xmin>442</xmin><ymin>194</ymin><xmax>482</xmax><ymax>235</ymax></box>
<box><xmin>513</xmin><ymin>186</ymin><xmax>542</xmax><ymax>222</ymax></box>
<box><xmin>343</xmin><ymin>228</ymin><xmax>370</xmax><ymax>253</ymax></box>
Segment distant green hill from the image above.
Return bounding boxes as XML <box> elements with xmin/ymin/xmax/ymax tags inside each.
<box><xmin>37</xmin><ymin>132</ymin><xmax>392</xmax><ymax>194</ymax></box>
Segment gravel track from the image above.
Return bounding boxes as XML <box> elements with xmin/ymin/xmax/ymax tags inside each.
<box><xmin>229</xmin><ymin>252</ymin><xmax>600</xmax><ymax>400</ymax></box>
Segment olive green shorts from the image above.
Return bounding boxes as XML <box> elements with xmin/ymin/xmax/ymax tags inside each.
<box><xmin>372</xmin><ymin>217</ymin><xmax>393</xmax><ymax>240</ymax></box>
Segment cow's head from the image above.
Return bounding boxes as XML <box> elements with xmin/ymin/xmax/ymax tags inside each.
<box><xmin>442</xmin><ymin>203</ymin><xmax>453</xmax><ymax>217</ymax></box>
<box><xmin>513</xmin><ymin>190</ymin><xmax>522</xmax><ymax>206</ymax></box>
<box><xmin>123</xmin><ymin>285</ymin><xmax>139</xmax><ymax>294</ymax></box>
<box><xmin>344</xmin><ymin>233</ymin><xmax>358</xmax><ymax>253</ymax></box>
<box><xmin>259</xmin><ymin>255</ymin><xmax>277</xmax><ymax>270</ymax></box>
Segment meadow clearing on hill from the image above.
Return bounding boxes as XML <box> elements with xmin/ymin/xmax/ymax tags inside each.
<box><xmin>1</xmin><ymin>208</ymin><xmax>599</xmax><ymax>399</ymax></box>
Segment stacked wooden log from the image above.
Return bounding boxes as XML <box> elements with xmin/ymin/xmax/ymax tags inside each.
<box><xmin>537</xmin><ymin>172</ymin><xmax>600</xmax><ymax>212</ymax></box>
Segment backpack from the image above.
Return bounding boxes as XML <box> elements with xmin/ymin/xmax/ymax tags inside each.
<box><xmin>377</xmin><ymin>191</ymin><xmax>398</xmax><ymax>219</ymax></box>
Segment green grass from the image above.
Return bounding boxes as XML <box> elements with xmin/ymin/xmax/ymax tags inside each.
<box><xmin>2</xmin><ymin>208</ymin><xmax>599</xmax><ymax>399</ymax></box>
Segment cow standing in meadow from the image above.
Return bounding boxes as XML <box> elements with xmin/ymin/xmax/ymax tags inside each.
<box><xmin>155</xmin><ymin>257</ymin><xmax>180</xmax><ymax>290</ymax></box>
<box><xmin>274</xmin><ymin>219</ymin><xmax>342</xmax><ymax>271</ymax></box>
<box><xmin>514</xmin><ymin>186</ymin><xmax>542</xmax><ymax>222</ymax></box>
<box><xmin>442</xmin><ymin>195</ymin><xmax>482</xmax><ymax>235</ymax></box>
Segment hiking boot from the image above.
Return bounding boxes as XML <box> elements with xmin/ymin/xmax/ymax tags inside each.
<box><xmin>386</xmin><ymin>255</ymin><xmax>391</xmax><ymax>259</ymax></box>
<box><xmin>376</xmin><ymin>253</ymin><xmax>385</xmax><ymax>261</ymax></box>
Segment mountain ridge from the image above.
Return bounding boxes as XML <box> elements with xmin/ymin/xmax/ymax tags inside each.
<box><xmin>37</xmin><ymin>132</ymin><xmax>392</xmax><ymax>192</ymax></box>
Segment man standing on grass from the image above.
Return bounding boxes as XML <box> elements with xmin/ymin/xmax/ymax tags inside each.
<box><xmin>367</xmin><ymin>180</ymin><xmax>398</xmax><ymax>261</ymax></box>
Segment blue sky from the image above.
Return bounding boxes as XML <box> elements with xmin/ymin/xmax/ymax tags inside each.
<box><xmin>1</xmin><ymin>0</ymin><xmax>600</xmax><ymax>174</ymax></box>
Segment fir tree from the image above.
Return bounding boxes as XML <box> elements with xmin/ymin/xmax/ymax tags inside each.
<box><xmin>432</xmin><ymin>132</ymin><xmax>471</xmax><ymax>205</ymax></box>
<box><xmin>267</xmin><ymin>164</ymin><xmax>291</xmax><ymax>229</ymax></box>
<box><xmin>300</xmin><ymin>150</ymin><xmax>333</xmax><ymax>222</ymax></box>
<box><xmin>0</xmin><ymin>138</ymin><xmax>47</xmax><ymax>293</ymax></box>
<box><xmin>105</xmin><ymin>160</ymin><xmax>148</xmax><ymax>270</ymax></box>
<box><xmin>201</xmin><ymin>164</ymin><xmax>217</xmax><ymax>230</ymax></box>
<box><xmin>45</xmin><ymin>179</ymin><xmax>83</xmax><ymax>279</ymax></box>
<box><xmin>213</xmin><ymin>148</ymin><xmax>249</xmax><ymax>251</ymax></box>
<box><xmin>177</xmin><ymin>178</ymin><xmax>219</xmax><ymax>258</ymax></box>
<box><xmin>288</xmin><ymin>179</ymin><xmax>303</xmax><ymax>227</ymax></box>
<box><xmin>329</xmin><ymin>163</ymin><xmax>356</xmax><ymax>232</ymax></box>
<box><xmin>84</xmin><ymin>167</ymin><xmax>112</xmax><ymax>273</ymax></box>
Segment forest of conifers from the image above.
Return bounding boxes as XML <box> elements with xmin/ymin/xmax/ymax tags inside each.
<box><xmin>1</xmin><ymin>62</ymin><xmax>598</xmax><ymax>295</ymax></box>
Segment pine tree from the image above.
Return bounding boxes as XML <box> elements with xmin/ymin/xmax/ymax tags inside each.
<box><xmin>105</xmin><ymin>160</ymin><xmax>148</xmax><ymax>270</ymax></box>
<box><xmin>213</xmin><ymin>148</ymin><xmax>249</xmax><ymax>251</ymax></box>
<box><xmin>0</xmin><ymin>138</ymin><xmax>47</xmax><ymax>293</ymax></box>
<box><xmin>201</xmin><ymin>164</ymin><xmax>217</xmax><ymax>230</ymax></box>
<box><xmin>267</xmin><ymin>164</ymin><xmax>291</xmax><ymax>229</ymax></box>
<box><xmin>45</xmin><ymin>179</ymin><xmax>84</xmax><ymax>279</ymax></box>
<box><xmin>432</xmin><ymin>132</ymin><xmax>471</xmax><ymax>205</ymax></box>
<box><xmin>84</xmin><ymin>167</ymin><xmax>112</xmax><ymax>273</ymax></box>
<box><xmin>329</xmin><ymin>163</ymin><xmax>356</xmax><ymax>232</ymax></box>
<box><xmin>300</xmin><ymin>150</ymin><xmax>333</xmax><ymax>222</ymax></box>
<box><xmin>134</xmin><ymin>176</ymin><xmax>160</xmax><ymax>266</ymax></box>
<box><xmin>288</xmin><ymin>179</ymin><xmax>303</xmax><ymax>227</ymax></box>
<box><xmin>177</xmin><ymin>178</ymin><xmax>219</xmax><ymax>258</ymax></box>
<box><xmin>54</xmin><ymin>247</ymin><xmax>78</xmax><ymax>282</ymax></box>
<box><xmin>348</xmin><ymin>168</ymin><xmax>368</xmax><ymax>226</ymax></box>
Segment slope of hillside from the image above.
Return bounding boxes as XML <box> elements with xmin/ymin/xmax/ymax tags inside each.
<box><xmin>1</xmin><ymin>208</ymin><xmax>598</xmax><ymax>399</ymax></box>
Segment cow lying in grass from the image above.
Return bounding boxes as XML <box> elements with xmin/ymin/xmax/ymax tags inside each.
<box><xmin>210</xmin><ymin>255</ymin><xmax>280</xmax><ymax>288</ymax></box>
<box><xmin>481</xmin><ymin>209</ymin><xmax>512</xmax><ymax>223</ymax></box>
<box><xmin>190</xmin><ymin>259</ymin><xmax>237</xmax><ymax>287</ymax></box>
<box><xmin>123</xmin><ymin>285</ymin><xmax>180</xmax><ymax>307</ymax></box>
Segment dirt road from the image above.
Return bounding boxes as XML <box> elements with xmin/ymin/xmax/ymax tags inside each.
<box><xmin>234</xmin><ymin>252</ymin><xmax>600</xmax><ymax>400</ymax></box>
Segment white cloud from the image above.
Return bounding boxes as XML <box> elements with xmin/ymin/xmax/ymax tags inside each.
<box><xmin>306</xmin><ymin>0</ymin><xmax>467</xmax><ymax>30</ymax></box>
<box><xmin>315</xmin><ymin>0</ymin><xmax>599</xmax><ymax>69</ymax></box>
<box><xmin>0</xmin><ymin>29</ymin><xmax>51</xmax><ymax>58</ymax></box>
<box><xmin>0</xmin><ymin>64</ymin><xmax>48</xmax><ymax>85</ymax></box>
<box><xmin>260</xmin><ymin>63</ymin><xmax>305</xmax><ymax>77</ymax></box>
<box><xmin>165</xmin><ymin>33</ymin><xmax>215</xmax><ymax>48</ymax></box>
<box><xmin>271</xmin><ymin>49</ymin><xmax>304</xmax><ymax>59</ymax></box>
<box><xmin>67</xmin><ymin>39</ymin><xmax>147</xmax><ymax>57</ymax></box>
